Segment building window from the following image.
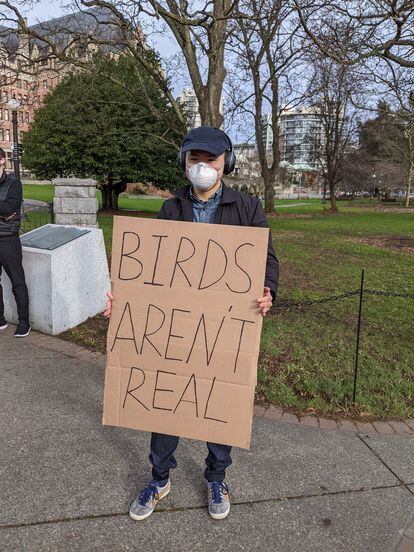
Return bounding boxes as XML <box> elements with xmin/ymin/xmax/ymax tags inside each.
<box><xmin>6</xmin><ymin>129</ymin><xmax>10</xmax><ymax>141</ymax></box>
<box><xmin>25</xmin><ymin>112</ymin><xmax>29</xmax><ymax>124</ymax></box>
<box><xmin>4</xmin><ymin>109</ymin><xmax>9</xmax><ymax>121</ymax></box>
<box><xmin>43</xmin><ymin>80</ymin><xmax>48</xmax><ymax>90</ymax></box>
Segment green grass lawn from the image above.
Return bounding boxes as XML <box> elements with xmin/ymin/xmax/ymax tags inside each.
<box><xmin>22</xmin><ymin>184</ymin><xmax>164</xmax><ymax>212</ymax></box>
<box><xmin>261</xmin><ymin>207</ymin><xmax>414</xmax><ymax>419</ymax></box>
<box><xmin>23</xmin><ymin>184</ymin><xmax>414</xmax><ymax>419</ymax></box>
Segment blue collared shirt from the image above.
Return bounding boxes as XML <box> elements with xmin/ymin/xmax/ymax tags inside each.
<box><xmin>189</xmin><ymin>184</ymin><xmax>223</xmax><ymax>224</ymax></box>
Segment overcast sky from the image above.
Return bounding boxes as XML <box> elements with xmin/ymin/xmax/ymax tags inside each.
<box><xmin>22</xmin><ymin>2</ymin><xmax>241</xmax><ymax>139</ymax></box>
<box><xmin>24</xmin><ymin>2</ymin><xmax>185</xmax><ymax>89</ymax></box>
<box><xmin>24</xmin><ymin>1</ymin><xmax>65</xmax><ymax>25</ymax></box>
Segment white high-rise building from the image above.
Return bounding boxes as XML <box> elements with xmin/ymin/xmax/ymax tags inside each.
<box><xmin>279</xmin><ymin>106</ymin><xmax>327</xmax><ymax>171</ymax></box>
<box><xmin>177</xmin><ymin>88</ymin><xmax>202</xmax><ymax>129</ymax></box>
<box><xmin>177</xmin><ymin>88</ymin><xmax>224</xmax><ymax>130</ymax></box>
<box><xmin>260</xmin><ymin>107</ymin><xmax>340</xmax><ymax>171</ymax></box>
<box><xmin>261</xmin><ymin>113</ymin><xmax>274</xmax><ymax>151</ymax></box>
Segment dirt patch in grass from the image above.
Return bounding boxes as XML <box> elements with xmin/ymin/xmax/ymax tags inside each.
<box><xmin>350</xmin><ymin>235</ymin><xmax>414</xmax><ymax>254</ymax></box>
<box><xmin>269</xmin><ymin>213</ymin><xmax>313</xmax><ymax>219</ymax></box>
<box><xmin>275</xmin><ymin>231</ymin><xmax>306</xmax><ymax>239</ymax></box>
<box><xmin>98</xmin><ymin>209</ymin><xmax>156</xmax><ymax>218</ymax></box>
<box><xmin>59</xmin><ymin>315</ymin><xmax>108</xmax><ymax>353</ymax></box>
<box><xmin>259</xmin><ymin>350</ymin><xmax>293</xmax><ymax>377</ymax></box>
<box><xmin>375</xmin><ymin>206</ymin><xmax>414</xmax><ymax>214</ymax></box>
<box><xmin>277</xmin><ymin>260</ymin><xmax>318</xmax><ymax>291</ymax></box>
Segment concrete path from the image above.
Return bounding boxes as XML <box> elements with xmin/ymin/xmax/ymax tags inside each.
<box><xmin>1</xmin><ymin>327</ymin><xmax>413</xmax><ymax>552</ymax></box>
<box><xmin>275</xmin><ymin>202</ymin><xmax>312</xmax><ymax>208</ymax></box>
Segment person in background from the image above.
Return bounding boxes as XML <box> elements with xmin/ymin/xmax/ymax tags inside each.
<box><xmin>104</xmin><ymin>126</ymin><xmax>279</xmax><ymax>521</ymax></box>
<box><xmin>0</xmin><ymin>148</ymin><xmax>31</xmax><ymax>337</ymax></box>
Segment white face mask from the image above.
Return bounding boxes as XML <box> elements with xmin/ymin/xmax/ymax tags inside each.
<box><xmin>187</xmin><ymin>162</ymin><xmax>218</xmax><ymax>191</ymax></box>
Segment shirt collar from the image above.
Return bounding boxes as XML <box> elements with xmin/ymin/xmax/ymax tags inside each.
<box><xmin>189</xmin><ymin>183</ymin><xmax>223</xmax><ymax>204</ymax></box>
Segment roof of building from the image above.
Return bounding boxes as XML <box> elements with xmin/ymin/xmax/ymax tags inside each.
<box><xmin>0</xmin><ymin>7</ymin><xmax>125</xmax><ymax>57</ymax></box>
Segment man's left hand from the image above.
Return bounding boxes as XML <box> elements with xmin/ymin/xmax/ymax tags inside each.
<box><xmin>257</xmin><ymin>287</ymin><xmax>273</xmax><ymax>317</ymax></box>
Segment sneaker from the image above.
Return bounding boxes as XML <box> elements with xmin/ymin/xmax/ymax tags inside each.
<box><xmin>129</xmin><ymin>479</ymin><xmax>171</xmax><ymax>521</ymax></box>
<box><xmin>0</xmin><ymin>316</ymin><xmax>7</xmax><ymax>330</ymax></box>
<box><xmin>14</xmin><ymin>321</ymin><xmax>31</xmax><ymax>338</ymax></box>
<box><xmin>207</xmin><ymin>481</ymin><xmax>230</xmax><ymax>520</ymax></box>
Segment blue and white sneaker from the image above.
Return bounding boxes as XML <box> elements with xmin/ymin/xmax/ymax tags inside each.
<box><xmin>129</xmin><ymin>479</ymin><xmax>171</xmax><ymax>521</ymax></box>
<box><xmin>0</xmin><ymin>317</ymin><xmax>8</xmax><ymax>330</ymax></box>
<box><xmin>207</xmin><ymin>481</ymin><xmax>230</xmax><ymax>520</ymax></box>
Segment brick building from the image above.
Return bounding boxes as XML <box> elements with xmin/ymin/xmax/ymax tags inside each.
<box><xmin>0</xmin><ymin>8</ymin><xmax>128</xmax><ymax>170</ymax></box>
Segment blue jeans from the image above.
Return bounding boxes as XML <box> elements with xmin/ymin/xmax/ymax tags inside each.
<box><xmin>149</xmin><ymin>432</ymin><xmax>232</xmax><ymax>483</ymax></box>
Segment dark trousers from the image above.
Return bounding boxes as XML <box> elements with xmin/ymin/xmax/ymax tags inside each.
<box><xmin>0</xmin><ymin>237</ymin><xmax>29</xmax><ymax>322</ymax></box>
<box><xmin>149</xmin><ymin>432</ymin><xmax>232</xmax><ymax>483</ymax></box>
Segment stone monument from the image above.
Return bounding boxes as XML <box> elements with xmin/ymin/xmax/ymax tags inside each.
<box><xmin>2</xmin><ymin>224</ymin><xmax>110</xmax><ymax>335</ymax></box>
<box><xmin>52</xmin><ymin>177</ymin><xmax>99</xmax><ymax>227</ymax></box>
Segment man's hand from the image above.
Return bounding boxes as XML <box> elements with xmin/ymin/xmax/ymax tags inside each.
<box><xmin>103</xmin><ymin>291</ymin><xmax>113</xmax><ymax>319</ymax></box>
<box><xmin>257</xmin><ymin>287</ymin><xmax>273</xmax><ymax>317</ymax></box>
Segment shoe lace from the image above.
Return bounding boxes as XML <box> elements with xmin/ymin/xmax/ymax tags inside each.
<box><xmin>138</xmin><ymin>484</ymin><xmax>159</xmax><ymax>506</ymax></box>
<box><xmin>210</xmin><ymin>481</ymin><xmax>228</xmax><ymax>504</ymax></box>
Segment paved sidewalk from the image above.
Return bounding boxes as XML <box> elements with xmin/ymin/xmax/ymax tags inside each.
<box><xmin>1</xmin><ymin>327</ymin><xmax>413</xmax><ymax>552</ymax></box>
<box><xmin>275</xmin><ymin>202</ymin><xmax>312</xmax><ymax>208</ymax></box>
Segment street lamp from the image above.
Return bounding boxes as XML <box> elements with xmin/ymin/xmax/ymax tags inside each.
<box><xmin>7</xmin><ymin>97</ymin><xmax>21</xmax><ymax>180</ymax></box>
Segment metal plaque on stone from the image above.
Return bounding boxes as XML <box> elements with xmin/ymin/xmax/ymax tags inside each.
<box><xmin>21</xmin><ymin>225</ymin><xmax>90</xmax><ymax>251</ymax></box>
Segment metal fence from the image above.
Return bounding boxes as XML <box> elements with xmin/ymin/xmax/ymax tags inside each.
<box><xmin>20</xmin><ymin>200</ymin><xmax>54</xmax><ymax>235</ymax></box>
<box><xmin>271</xmin><ymin>269</ymin><xmax>414</xmax><ymax>403</ymax></box>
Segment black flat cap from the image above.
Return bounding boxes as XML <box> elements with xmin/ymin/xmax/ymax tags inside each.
<box><xmin>181</xmin><ymin>126</ymin><xmax>231</xmax><ymax>156</ymax></box>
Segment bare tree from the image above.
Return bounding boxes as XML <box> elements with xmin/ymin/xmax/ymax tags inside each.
<box><xmin>1</xmin><ymin>1</ymin><xmax>241</xmax><ymax>132</ymax></box>
<box><xmin>305</xmin><ymin>55</ymin><xmax>360</xmax><ymax>211</ymax></box>
<box><xmin>227</xmin><ymin>0</ymin><xmax>304</xmax><ymax>213</ymax></box>
<box><xmin>340</xmin><ymin>150</ymin><xmax>375</xmax><ymax>196</ymax></box>
<box><xmin>293</xmin><ymin>0</ymin><xmax>414</xmax><ymax>69</ymax></box>
<box><xmin>0</xmin><ymin>2</ymin><xmax>191</xmax><ymax>133</ymax></box>
<box><xmin>360</xmin><ymin>96</ymin><xmax>414</xmax><ymax>206</ymax></box>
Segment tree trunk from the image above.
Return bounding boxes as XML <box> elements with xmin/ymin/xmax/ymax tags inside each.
<box><xmin>329</xmin><ymin>181</ymin><xmax>338</xmax><ymax>211</ymax></box>
<box><xmin>405</xmin><ymin>161</ymin><xmax>413</xmax><ymax>207</ymax></box>
<box><xmin>111</xmin><ymin>177</ymin><xmax>128</xmax><ymax>211</ymax></box>
<box><xmin>97</xmin><ymin>176</ymin><xmax>127</xmax><ymax>211</ymax></box>
<box><xmin>264</xmin><ymin>173</ymin><xmax>276</xmax><ymax>214</ymax></box>
<box><xmin>111</xmin><ymin>189</ymin><xmax>119</xmax><ymax>211</ymax></box>
<box><xmin>101</xmin><ymin>184</ymin><xmax>111</xmax><ymax>210</ymax></box>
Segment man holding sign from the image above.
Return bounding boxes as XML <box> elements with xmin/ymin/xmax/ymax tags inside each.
<box><xmin>104</xmin><ymin>126</ymin><xmax>278</xmax><ymax>520</ymax></box>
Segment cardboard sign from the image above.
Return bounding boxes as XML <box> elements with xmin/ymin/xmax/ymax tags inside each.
<box><xmin>103</xmin><ymin>215</ymin><xmax>269</xmax><ymax>448</ymax></box>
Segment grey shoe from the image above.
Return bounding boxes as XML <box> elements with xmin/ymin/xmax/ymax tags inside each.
<box><xmin>207</xmin><ymin>481</ymin><xmax>230</xmax><ymax>520</ymax></box>
<box><xmin>129</xmin><ymin>479</ymin><xmax>171</xmax><ymax>521</ymax></box>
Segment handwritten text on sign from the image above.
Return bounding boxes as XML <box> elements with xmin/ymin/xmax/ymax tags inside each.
<box><xmin>103</xmin><ymin>216</ymin><xmax>269</xmax><ymax>448</ymax></box>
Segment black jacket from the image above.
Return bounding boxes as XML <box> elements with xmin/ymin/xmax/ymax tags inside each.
<box><xmin>0</xmin><ymin>171</ymin><xmax>22</xmax><ymax>237</ymax></box>
<box><xmin>158</xmin><ymin>183</ymin><xmax>279</xmax><ymax>298</ymax></box>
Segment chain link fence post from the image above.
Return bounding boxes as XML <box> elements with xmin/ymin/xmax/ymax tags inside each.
<box><xmin>352</xmin><ymin>269</ymin><xmax>365</xmax><ymax>403</ymax></box>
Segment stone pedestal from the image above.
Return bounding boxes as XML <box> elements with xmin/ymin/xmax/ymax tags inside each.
<box><xmin>52</xmin><ymin>177</ymin><xmax>99</xmax><ymax>228</ymax></box>
<box><xmin>2</xmin><ymin>224</ymin><xmax>110</xmax><ymax>335</ymax></box>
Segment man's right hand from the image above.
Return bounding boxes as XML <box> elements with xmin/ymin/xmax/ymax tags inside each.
<box><xmin>103</xmin><ymin>291</ymin><xmax>113</xmax><ymax>319</ymax></box>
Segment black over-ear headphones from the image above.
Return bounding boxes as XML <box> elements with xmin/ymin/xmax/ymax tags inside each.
<box><xmin>178</xmin><ymin>127</ymin><xmax>236</xmax><ymax>175</ymax></box>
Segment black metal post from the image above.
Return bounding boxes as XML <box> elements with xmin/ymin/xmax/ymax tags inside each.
<box><xmin>353</xmin><ymin>269</ymin><xmax>365</xmax><ymax>403</ymax></box>
<box><xmin>49</xmin><ymin>200</ymin><xmax>55</xmax><ymax>224</ymax></box>
<box><xmin>11</xmin><ymin>109</ymin><xmax>20</xmax><ymax>180</ymax></box>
